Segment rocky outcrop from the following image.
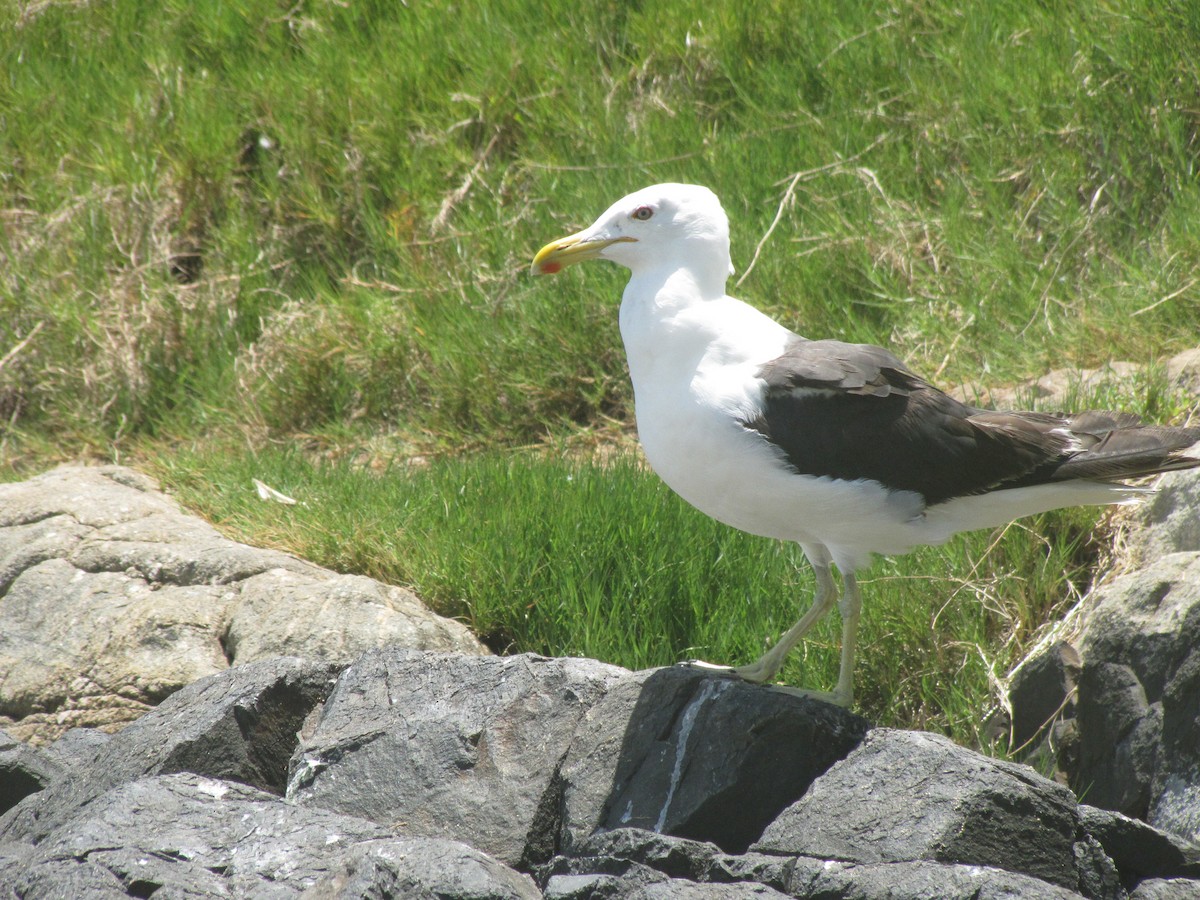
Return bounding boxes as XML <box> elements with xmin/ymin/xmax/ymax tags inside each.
<box><xmin>2</xmin><ymin>651</ymin><xmax>1198</xmax><ymax>897</ymax></box>
<box><xmin>288</xmin><ymin>650</ymin><xmax>631</xmax><ymax>868</ymax></box>
<box><xmin>0</xmin><ymin>656</ymin><xmax>341</xmax><ymax>842</ymax></box>
<box><xmin>754</xmin><ymin>728</ymin><xmax>1092</xmax><ymax>891</ymax></box>
<box><xmin>1005</xmin><ymin>467</ymin><xmax>1200</xmax><ymax>852</ymax></box>
<box><xmin>0</xmin><ymin>465</ymin><xmax>486</xmax><ymax>744</ymax></box>
<box><xmin>1</xmin><ymin>773</ymin><xmax>541</xmax><ymax>899</ymax></box>
<box><xmin>0</xmin><ymin>731</ymin><xmax>63</xmax><ymax>817</ymax></box>
<box><xmin>4</xmin><ymin>462</ymin><xmax>1200</xmax><ymax>896</ymax></box>
<box><xmin>285</xmin><ymin>652</ymin><xmax>872</xmax><ymax>868</ymax></box>
<box><xmin>541</xmin><ymin>828</ymin><xmax>1095</xmax><ymax>899</ymax></box>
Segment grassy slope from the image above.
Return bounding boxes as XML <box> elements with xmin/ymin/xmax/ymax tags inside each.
<box><xmin>3</xmin><ymin>0</ymin><xmax>1198</xmax><ymax>447</ymax></box>
<box><xmin>2</xmin><ymin>1</ymin><xmax>1199</xmax><ymax>744</ymax></box>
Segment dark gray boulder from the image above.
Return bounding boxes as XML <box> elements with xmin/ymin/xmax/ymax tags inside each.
<box><xmin>544</xmin><ymin>869</ymin><xmax>790</xmax><ymax>899</ymax></box>
<box><xmin>0</xmin><ymin>655</ymin><xmax>341</xmax><ymax>844</ymax></box>
<box><xmin>1079</xmin><ymin>804</ymin><xmax>1200</xmax><ymax>888</ymax></box>
<box><xmin>5</xmin><ymin>772</ymin><xmax>538</xmax><ymax>899</ymax></box>
<box><xmin>0</xmin><ymin>841</ymin><xmax>26</xmax><ymax>890</ymax></box>
<box><xmin>288</xmin><ymin>648</ymin><xmax>628</xmax><ymax>868</ymax></box>
<box><xmin>40</xmin><ymin>727</ymin><xmax>113</xmax><ymax>771</ymax></box>
<box><xmin>540</xmin><ymin>826</ymin><xmax>1090</xmax><ymax>899</ymax></box>
<box><xmin>1008</xmin><ymin>640</ymin><xmax>1081</xmax><ymax>750</ymax></box>
<box><xmin>994</xmin><ymin>471</ymin><xmax>1200</xmax><ymax>859</ymax></box>
<box><xmin>561</xmin><ymin>827</ymin><xmax>757</xmax><ymax>882</ymax></box>
<box><xmin>299</xmin><ymin>838</ymin><xmax>542</xmax><ymax>899</ymax></box>
<box><xmin>1129</xmin><ymin>878</ymin><xmax>1200</xmax><ymax>899</ymax></box>
<box><xmin>543</xmin><ymin>871</ymin><xmax>655</xmax><ymax>900</ymax></box>
<box><xmin>538</xmin><ymin>828</ymin><xmax>789</xmax><ymax>899</ymax></box>
<box><xmin>1072</xmin><ymin>550</ymin><xmax>1200</xmax><ymax>842</ymax></box>
<box><xmin>5</xmin><ymin>640</ymin><xmax>1200</xmax><ymax>897</ymax></box>
<box><xmin>1151</xmin><ymin>632</ymin><xmax>1200</xmax><ymax>844</ymax></box>
<box><xmin>540</xmin><ymin>827</ymin><xmax>789</xmax><ymax>890</ymax></box>
<box><xmin>1126</xmin><ymin>468</ymin><xmax>1200</xmax><ymax>564</ymax></box>
<box><xmin>0</xmin><ymin>729</ymin><xmax>63</xmax><ymax>816</ymax></box>
<box><xmin>288</xmin><ymin>656</ymin><xmax>870</xmax><ymax>871</ymax></box>
<box><xmin>785</xmin><ymin>859</ymin><xmax>1092</xmax><ymax>899</ymax></box>
<box><xmin>753</xmin><ymin>728</ymin><xmax>1107</xmax><ymax>894</ymax></box>
<box><xmin>1078</xmin><ymin>553</ymin><xmax>1200</xmax><ymax>708</ymax></box>
<box><xmin>558</xmin><ymin>665</ymin><xmax>871</xmax><ymax>855</ymax></box>
<box><xmin>1075</xmin><ymin>661</ymin><xmax>1162</xmax><ymax>819</ymax></box>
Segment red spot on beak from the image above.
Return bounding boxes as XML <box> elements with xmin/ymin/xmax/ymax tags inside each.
<box><xmin>540</xmin><ymin>262</ymin><xmax>562</xmax><ymax>274</ymax></box>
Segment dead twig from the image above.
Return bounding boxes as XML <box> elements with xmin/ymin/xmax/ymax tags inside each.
<box><xmin>817</xmin><ymin>19</ymin><xmax>897</xmax><ymax>69</ymax></box>
<box><xmin>736</xmin><ymin>133</ymin><xmax>890</xmax><ymax>287</ymax></box>
<box><xmin>0</xmin><ymin>321</ymin><xmax>45</xmax><ymax>373</ymax></box>
<box><xmin>432</xmin><ymin>132</ymin><xmax>501</xmax><ymax>234</ymax></box>
<box><xmin>1132</xmin><ymin>277</ymin><xmax>1198</xmax><ymax>317</ymax></box>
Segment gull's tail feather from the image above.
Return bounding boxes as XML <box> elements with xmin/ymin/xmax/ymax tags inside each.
<box><xmin>967</xmin><ymin>408</ymin><xmax>1200</xmax><ymax>491</ymax></box>
<box><xmin>1046</xmin><ymin>414</ymin><xmax>1200</xmax><ymax>484</ymax></box>
<box><xmin>925</xmin><ymin>416</ymin><xmax>1200</xmax><ymax>540</ymax></box>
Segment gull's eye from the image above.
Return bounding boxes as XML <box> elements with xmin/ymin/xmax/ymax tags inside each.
<box><xmin>631</xmin><ymin>205</ymin><xmax>654</xmax><ymax>221</ymax></box>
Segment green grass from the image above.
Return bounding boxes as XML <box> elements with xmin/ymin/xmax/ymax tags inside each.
<box><xmin>3</xmin><ymin>0</ymin><xmax>1199</xmax><ymax>451</ymax></box>
<box><xmin>2</xmin><ymin>0</ymin><xmax>1199</xmax><ymax>748</ymax></box>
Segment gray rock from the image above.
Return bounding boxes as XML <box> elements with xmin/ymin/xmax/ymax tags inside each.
<box><xmin>0</xmin><ymin>655</ymin><xmax>341</xmax><ymax>844</ymax></box>
<box><xmin>1071</xmin><ymin>550</ymin><xmax>1200</xmax><ymax>841</ymax></box>
<box><xmin>544</xmin><ymin>867</ymin><xmax>790</xmax><ymax>899</ymax></box>
<box><xmin>1080</xmin><ymin>804</ymin><xmax>1200</xmax><ymax>886</ymax></box>
<box><xmin>299</xmin><ymin>838</ymin><xmax>541</xmax><ymax>899</ymax></box>
<box><xmin>288</xmin><ymin>648</ymin><xmax>627</xmax><ymax>868</ymax></box>
<box><xmin>1075</xmin><ymin>661</ymin><xmax>1161</xmax><ymax>819</ymax></box>
<box><xmin>560</xmin><ymin>828</ymin><xmax>749</xmax><ymax>883</ymax></box>
<box><xmin>1151</xmin><ymin>638</ymin><xmax>1200</xmax><ymax>844</ymax></box>
<box><xmin>753</xmin><ymin>729</ymin><xmax>1099</xmax><ymax>893</ymax></box>
<box><xmin>1008</xmin><ymin>641</ymin><xmax>1082</xmax><ymax>751</ymax></box>
<box><xmin>0</xmin><ymin>730</ymin><xmax>62</xmax><ymax>816</ymax></box>
<box><xmin>1130</xmin><ymin>878</ymin><xmax>1200</xmax><ymax>899</ymax></box>
<box><xmin>222</xmin><ymin>567</ymin><xmax>480</xmax><ymax>664</ymax></box>
<box><xmin>558</xmin><ymin>666</ymin><xmax>870</xmax><ymax>855</ymax></box>
<box><xmin>542</xmin><ymin>827</ymin><xmax>1089</xmax><ymax>899</ymax></box>
<box><xmin>543</xmin><ymin>870</ymin><xmax>664</xmax><ymax>900</ymax></box>
<box><xmin>0</xmin><ymin>556</ymin><xmax>231</xmax><ymax>736</ymax></box>
<box><xmin>539</xmin><ymin>831</ymin><xmax>792</xmax><ymax>899</ymax></box>
<box><xmin>6</xmin><ymin>772</ymin><xmax>538</xmax><ymax>899</ymax></box>
<box><xmin>1127</xmin><ymin>469</ymin><xmax>1200</xmax><ymax>564</ymax></box>
<box><xmin>0</xmin><ymin>465</ymin><xmax>487</xmax><ymax>744</ymax></box>
<box><xmin>784</xmin><ymin>859</ymin><xmax>1091</xmax><ymax>899</ymax></box>
<box><xmin>540</xmin><ymin>827</ymin><xmax>786</xmax><ymax>891</ymax></box>
<box><xmin>1073</xmin><ymin>833</ymin><xmax>1125</xmax><ymax>900</ymax></box>
<box><xmin>3</xmin><ymin>858</ymin><xmax>135</xmax><ymax>898</ymax></box>
<box><xmin>638</xmin><ymin>883</ymin><xmax>785</xmax><ymax>899</ymax></box>
<box><xmin>1077</xmin><ymin>552</ymin><xmax>1200</xmax><ymax>703</ymax></box>
<box><xmin>41</xmin><ymin>727</ymin><xmax>113</xmax><ymax>771</ymax></box>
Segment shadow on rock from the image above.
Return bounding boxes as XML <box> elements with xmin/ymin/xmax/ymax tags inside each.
<box><xmin>558</xmin><ymin>665</ymin><xmax>870</xmax><ymax>855</ymax></box>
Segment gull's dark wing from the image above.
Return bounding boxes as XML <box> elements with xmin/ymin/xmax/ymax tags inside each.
<box><xmin>741</xmin><ymin>339</ymin><xmax>1199</xmax><ymax>506</ymax></box>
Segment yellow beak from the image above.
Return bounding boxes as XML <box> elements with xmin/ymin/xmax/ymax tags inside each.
<box><xmin>531</xmin><ymin>231</ymin><xmax>636</xmax><ymax>275</ymax></box>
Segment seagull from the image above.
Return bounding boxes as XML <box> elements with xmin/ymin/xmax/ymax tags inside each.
<box><xmin>531</xmin><ymin>182</ymin><xmax>1200</xmax><ymax>706</ymax></box>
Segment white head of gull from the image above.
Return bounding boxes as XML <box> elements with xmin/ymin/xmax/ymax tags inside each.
<box><xmin>533</xmin><ymin>182</ymin><xmax>1200</xmax><ymax>706</ymax></box>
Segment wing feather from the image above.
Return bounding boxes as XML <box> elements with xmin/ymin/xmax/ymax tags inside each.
<box><xmin>741</xmin><ymin>338</ymin><xmax>1200</xmax><ymax>507</ymax></box>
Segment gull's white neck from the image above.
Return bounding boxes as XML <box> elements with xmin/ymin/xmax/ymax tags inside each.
<box><xmin>618</xmin><ymin>262</ymin><xmax>728</xmax><ymax>378</ymax></box>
